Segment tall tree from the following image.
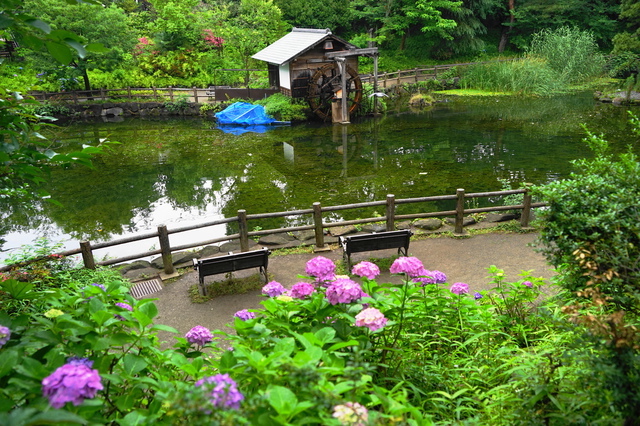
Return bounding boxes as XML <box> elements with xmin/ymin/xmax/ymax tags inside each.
<box><xmin>272</xmin><ymin>0</ymin><xmax>353</xmax><ymax>34</ymax></box>
<box><xmin>21</xmin><ymin>0</ymin><xmax>137</xmax><ymax>91</ymax></box>
<box><xmin>352</xmin><ymin>0</ymin><xmax>462</xmax><ymax>49</ymax></box>
<box><xmin>436</xmin><ymin>0</ymin><xmax>501</xmax><ymax>58</ymax></box>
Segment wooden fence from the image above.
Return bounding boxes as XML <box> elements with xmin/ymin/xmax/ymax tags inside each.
<box><xmin>0</xmin><ymin>188</ymin><xmax>545</xmax><ymax>275</ymax></box>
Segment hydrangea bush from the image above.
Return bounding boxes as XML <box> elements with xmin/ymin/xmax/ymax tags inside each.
<box><xmin>0</xmin><ymin>254</ymin><xmax>628</xmax><ymax>424</ymax></box>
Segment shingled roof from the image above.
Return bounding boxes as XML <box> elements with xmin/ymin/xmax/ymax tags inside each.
<box><xmin>252</xmin><ymin>28</ymin><xmax>355</xmax><ymax>66</ymax></box>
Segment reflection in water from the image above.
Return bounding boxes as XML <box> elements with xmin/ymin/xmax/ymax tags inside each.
<box><xmin>1</xmin><ymin>94</ymin><xmax>638</xmax><ymax>261</ymax></box>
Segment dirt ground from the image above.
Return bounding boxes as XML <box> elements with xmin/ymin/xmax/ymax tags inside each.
<box><xmin>145</xmin><ymin>232</ymin><xmax>556</xmax><ymax>345</ymax></box>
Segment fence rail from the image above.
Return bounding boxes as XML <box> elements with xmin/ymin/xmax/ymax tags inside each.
<box><xmin>0</xmin><ymin>188</ymin><xmax>545</xmax><ymax>275</ymax></box>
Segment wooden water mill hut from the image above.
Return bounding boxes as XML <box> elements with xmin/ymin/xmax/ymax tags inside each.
<box><xmin>252</xmin><ymin>28</ymin><xmax>378</xmax><ymax>122</ymax></box>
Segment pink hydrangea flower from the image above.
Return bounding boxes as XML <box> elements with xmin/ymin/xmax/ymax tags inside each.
<box><xmin>390</xmin><ymin>257</ymin><xmax>424</xmax><ymax>277</ymax></box>
<box><xmin>352</xmin><ymin>261</ymin><xmax>380</xmax><ymax>280</ymax></box>
<box><xmin>355</xmin><ymin>307</ymin><xmax>388</xmax><ymax>331</ymax></box>
<box><xmin>522</xmin><ymin>280</ymin><xmax>533</xmax><ymax>288</ymax></box>
<box><xmin>0</xmin><ymin>325</ymin><xmax>10</xmax><ymax>348</ymax></box>
<box><xmin>305</xmin><ymin>256</ymin><xmax>336</xmax><ymax>281</ymax></box>
<box><xmin>262</xmin><ymin>281</ymin><xmax>286</xmax><ymax>297</ymax></box>
<box><xmin>326</xmin><ymin>278</ymin><xmax>366</xmax><ymax>305</ymax></box>
<box><xmin>289</xmin><ymin>282</ymin><xmax>315</xmax><ymax>299</ymax></box>
<box><xmin>332</xmin><ymin>401</ymin><xmax>369</xmax><ymax>425</ymax></box>
<box><xmin>450</xmin><ymin>282</ymin><xmax>469</xmax><ymax>295</ymax></box>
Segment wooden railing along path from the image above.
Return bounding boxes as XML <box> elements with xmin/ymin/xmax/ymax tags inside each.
<box><xmin>28</xmin><ymin>60</ymin><xmax>510</xmax><ymax>104</ymax></box>
<box><xmin>0</xmin><ymin>188</ymin><xmax>545</xmax><ymax>275</ymax></box>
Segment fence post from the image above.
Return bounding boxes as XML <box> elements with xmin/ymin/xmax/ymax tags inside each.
<box><xmin>238</xmin><ymin>210</ymin><xmax>249</xmax><ymax>252</ymax></box>
<box><xmin>520</xmin><ymin>184</ymin><xmax>533</xmax><ymax>228</ymax></box>
<box><xmin>454</xmin><ymin>188</ymin><xmax>466</xmax><ymax>235</ymax></box>
<box><xmin>193</xmin><ymin>87</ymin><xmax>198</xmax><ymax>103</ymax></box>
<box><xmin>397</xmin><ymin>69</ymin><xmax>401</xmax><ymax>85</ymax></box>
<box><xmin>415</xmin><ymin>68</ymin><xmax>419</xmax><ymax>83</ymax></box>
<box><xmin>383</xmin><ymin>73</ymin><xmax>387</xmax><ymax>89</ymax></box>
<box><xmin>313</xmin><ymin>202</ymin><xmax>328</xmax><ymax>252</ymax></box>
<box><xmin>80</xmin><ymin>241</ymin><xmax>95</xmax><ymax>269</ymax></box>
<box><xmin>100</xmin><ymin>88</ymin><xmax>105</xmax><ymax>101</ymax></box>
<box><xmin>152</xmin><ymin>86</ymin><xmax>157</xmax><ymax>100</ymax></box>
<box><xmin>158</xmin><ymin>225</ymin><xmax>175</xmax><ymax>275</ymax></box>
<box><xmin>169</xmin><ymin>86</ymin><xmax>174</xmax><ymax>101</ymax></box>
<box><xmin>386</xmin><ymin>194</ymin><xmax>396</xmax><ymax>231</ymax></box>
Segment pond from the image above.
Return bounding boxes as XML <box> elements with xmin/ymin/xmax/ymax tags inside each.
<box><xmin>1</xmin><ymin>92</ymin><xmax>638</xmax><ymax>263</ymax></box>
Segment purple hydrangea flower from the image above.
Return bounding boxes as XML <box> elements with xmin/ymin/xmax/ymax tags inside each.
<box><xmin>289</xmin><ymin>282</ymin><xmax>315</xmax><ymax>299</ymax></box>
<box><xmin>115</xmin><ymin>302</ymin><xmax>132</xmax><ymax>311</ymax></box>
<box><xmin>390</xmin><ymin>257</ymin><xmax>424</xmax><ymax>277</ymax></box>
<box><xmin>522</xmin><ymin>280</ymin><xmax>533</xmax><ymax>288</ymax></box>
<box><xmin>186</xmin><ymin>325</ymin><xmax>213</xmax><ymax>347</ymax></box>
<box><xmin>90</xmin><ymin>283</ymin><xmax>106</xmax><ymax>291</ymax></box>
<box><xmin>474</xmin><ymin>292</ymin><xmax>483</xmax><ymax>300</ymax></box>
<box><xmin>42</xmin><ymin>357</ymin><xmax>103</xmax><ymax>409</ymax></box>
<box><xmin>195</xmin><ymin>374</ymin><xmax>244</xmax><ymax>409</ymax></box>
<box><xmin>0</xmin><ymin>325</ymin><xmax>10</xmax><ymax>348</ymax></box>
<box><xmin>234</xmin><ymin>309</ymin><xmax>255</xmax><ymax>321</ymax></box>
<box><xmin>430</xmin><ymin>270</ymin><xmax>447</xmax><ymax>283</ymax></box>
<box><xmin>355</xmin><ymin>307</ymin><xmax>388</xmax><ymax>331</ymax></box>
<box><xmin>326</xmin><ymin>278</ymin><xmax>366</xmax><ymax>305</ymax></box>
<box><xmin>305</xmin><ymin>256</ymin><xmax>336</xmax><ymax>281</ymax></box>
<box><xmin>450</xmin><ymin>282</ymin><xmax>469</xmax><ymax>295</ymax></box>
<box><xmin>412</xmin><ymin>268</ymin><xmax>436</xmax><ymax>286</ymax></box>
<box><xmin>262</xmin><ymin>281</ymin><xmax>286</xmax><ymax>297</ymax></box>
<box><xmin>352</xmin><ymin>261</ymin><xmax>380</xmax><ymax>280</ymax></box>
<box><xmin>114</xmin><ymin>302</ymin><xmax>133</xmax><ymax>321</ymax></box>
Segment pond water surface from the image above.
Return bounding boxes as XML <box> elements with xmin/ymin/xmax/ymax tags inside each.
<box><xmin>2</xmin><ymin>92</ymin><xmax>638</xmax><ymax>262</ymax></box>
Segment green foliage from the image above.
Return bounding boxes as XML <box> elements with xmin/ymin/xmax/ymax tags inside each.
<box><xmin>509</xmin><ymin>0</ymin><xmax>620</xmax><ymax>51</ymax></box>
<box><xmin>256</xmin><ymin>93</ymin><xmax>307</xmax><ymax>122</ymax></box>
<box><xmin>533</xmin><ymin>112</ymin><xmax>640</xmax><ymax>312</ymax></box>
<box><xmin>460</xmin><ymin>57</ymin><xmax>563</xmax><ymax>95</ymax></box>
<box><xmin>163</xmin><ymin>94</ymin><xmax>191</xmax><ymax>113</ymax></box>
<box><xmin>526</xmin><ymin>27</ymin><xmax>606</xmax><ymax>84</ymax></box>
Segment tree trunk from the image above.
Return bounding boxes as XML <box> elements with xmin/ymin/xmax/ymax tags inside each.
<box><xmin>498</xmin><ymin>0</ymin><xmax>515</xmax><ymax>53</ymax></box>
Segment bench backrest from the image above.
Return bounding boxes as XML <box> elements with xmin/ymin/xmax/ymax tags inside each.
<box><xmin>195</xmin><ymin>249</ymin><xmax>270</xmax><ymax>276</ymax></box>
<box><xmin>343</xmin><ymin>230</ymin><xmax>412</xmax><ymax>254</ymax></box>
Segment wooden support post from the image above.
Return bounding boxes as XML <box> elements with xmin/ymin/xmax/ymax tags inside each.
<box><xmin>169</xmin><ymin>86</ymin><xmax>174</xmax><ymax>101</ymax></box>
<box><xmin>100</xmin><ymin>88</ymin><xmax>105</xmax><ymax>101</ymax></box>
<box><xmin>415</xmin><ymin>68</ymin><xmax>419</xmax><ymax>83</ymax></box>
<box><xmin>313</xmin><ymin>202</ymin><xmax>328</xmax><ymax>252</ymax></box>
<box><xmin>521</xmin><ymin>184</ymin><xmax>533</xmax><ymax>228</ymax></box>
<box><xmin>80</xmin><ymin>241</ymin><xmax>95</xmax><ymax>270</ymax></box>
<box><xmin>158</xmin><ymin>224</ymin><xmax>175</xmax><ymax>275</ymax></box>
<box><xmin>238</xmin><ymin>210</ymin><xmax>249</xmax><ymax>252</ymax></box>
<box><xmin>193</xmin><ymin>87</ymin><xmax>198</xmax><ymax>103</ymax></box>
<box><xmin>386</xmin><ymin>194</ymin><xmax>396</xmax><ymax>231</ymax></box>
<box><xmin>373</xmin><ymin>55</ymin><xmax>379</xmax><ymax>115</ymax></box>
<box><xmin>454</xmin><ymin>188</ymin><xmax>466</xmax><ymax>235</ymax></box>
<box><xmin>397</xmin><ymin>70</ymin><xmax>401</xmax><ymax>85</ymax></box>
<box><xmin>152</xmin><ymin>86</ymin><xmax>157</xmax><ymax>100</ymax></box>
<box><xmin>127</xmin><ymin>87</ymin><xmax>132</xmax><ymax>99</ymax></box>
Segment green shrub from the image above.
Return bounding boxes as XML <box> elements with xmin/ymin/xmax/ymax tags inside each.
<box><xmin>533</xmin><ymin>112</ymin><xmax>640</xmax><ymax>312</ymax></box>
<box><xmin>256</xmin><ymin>93</ymin><xmax>307</xmax><ymax>122</ymax></box>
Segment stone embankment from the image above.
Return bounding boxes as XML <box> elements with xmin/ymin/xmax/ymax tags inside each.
<box><xmin>64</xmin><ymin>102</ymin><xmax>202</xmax><ymax>120</ymax></box>
<box><xmin>117</xmin><ymin>213</ymin><xmax>520</xmax><ymax>282</ymax></box>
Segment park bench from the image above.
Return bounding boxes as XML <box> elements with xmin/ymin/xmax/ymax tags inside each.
<box><xmin>192</xmin><ymin>248</ymin><xmax>271</xmax><ymax>296</ymax></box>
<box><xmin>339</xmin><ymin>229</ymin><xmax>413</xmax><ymax>270</ymax></box>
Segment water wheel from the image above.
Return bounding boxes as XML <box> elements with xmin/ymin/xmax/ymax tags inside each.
<box><xmin>307</xmin><ymin>62</ymin><xmax>363</xmax><ymax>121</ymax></box>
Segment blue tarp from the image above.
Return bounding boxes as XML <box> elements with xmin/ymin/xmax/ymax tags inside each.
<box><xmin>215</xmin><ymin>102</ymin><xmax>276</xmax><ymax>126</ymax></box>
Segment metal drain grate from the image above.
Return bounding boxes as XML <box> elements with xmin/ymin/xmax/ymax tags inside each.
<box><xmin>130</xmin><ymin>278</ymin><xmax>163</xmax><ymax>299</ymax></box>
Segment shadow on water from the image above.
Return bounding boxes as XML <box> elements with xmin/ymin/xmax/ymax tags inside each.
<box><xmin>1</xmin><ymin>92</ymin><xmax>638</xmax><ymax>260</ymax></box>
